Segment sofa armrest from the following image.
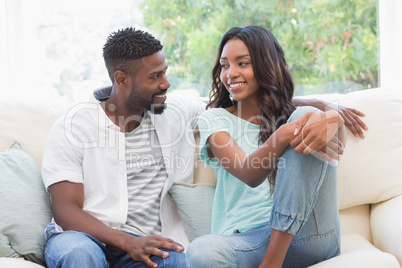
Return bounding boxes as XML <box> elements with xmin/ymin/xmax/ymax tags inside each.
<box><xmin>371</xmin><ymin>195</ymin><xmax>402</xmax><ymax>266</ymax></box>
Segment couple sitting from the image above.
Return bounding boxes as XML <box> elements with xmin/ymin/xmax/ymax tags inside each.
<box><xmin>41</xmin><ymin>26</ymin><xmax>366</xmax><ymax>268</ymax></box>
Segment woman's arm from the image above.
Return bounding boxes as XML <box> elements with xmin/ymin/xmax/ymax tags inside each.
<box><xmin>208</xmin><ymin>110</ymin><xmax>344</xmax><ymax>188</ymax></box>
<box><xmin>207</xmin><ymin>113</ymin><xmax>311</xmax><ymax>188</ymax></box>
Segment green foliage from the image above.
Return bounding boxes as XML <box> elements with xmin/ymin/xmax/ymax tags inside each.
<box><xmin>141</xmin><ymin>0</ymin><xmax>378</xmax><ymax>96</ymax></box>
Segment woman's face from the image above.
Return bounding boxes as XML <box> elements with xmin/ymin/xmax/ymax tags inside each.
<box><xmin>219</xmin><ymin>39</ymin><xmax>260</xmax><ymax>103</ymax></box>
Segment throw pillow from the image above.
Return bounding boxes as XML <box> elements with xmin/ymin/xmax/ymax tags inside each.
<box><xmin>0</xmin><ymin>142</ymin><xmax>52</xmax><ymax>266</ymax></box>
<box><xmin>169</xmin><ymin>182</ymin><xmax>215</xmax><ymax>241</ymax></box>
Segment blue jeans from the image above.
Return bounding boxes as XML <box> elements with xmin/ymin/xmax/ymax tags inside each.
<box><xmin>44</xmin><ymin>231</ymin><xmax>186</xmax><ymax>268</ymax></box>
<box><xmin>186</xmin><ymin>106</ymin><xmax>341</xmax><ymax>268</ymax></box>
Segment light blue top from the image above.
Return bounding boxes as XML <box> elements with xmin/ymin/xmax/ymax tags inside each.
<box><xmin>198</xmin><ymin>108</ymin><xmax>273</xmax><ymax>235</ymax></box>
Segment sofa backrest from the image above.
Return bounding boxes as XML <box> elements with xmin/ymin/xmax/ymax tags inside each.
<box><xmin>1</xmin><ymin>87</ymin><xmax>401</xmax><ymax>212</ymax></box>
<box><xmin>300</xmin><ymin>87</ymin><xmax>402</xmax><ymax>210</ymax></box>
<box><xmin>0</xmin><ymin>100</ymin><xmax>72</xmax><ymax>168</ymax></box>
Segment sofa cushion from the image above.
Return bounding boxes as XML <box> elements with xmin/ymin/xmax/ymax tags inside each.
<box><xmin>0</xmin><ymin>142</ymin><xmax>52</xmax><ymax>266</ymax></box>
<box><xmin>306</xmin><ymin>87</ymin><xmax>402</xmax><ymax>210</ymax></box>
<box><xmin>310</xmin><ymin>234</ymin><xmax>400</xmax><ymax>268</ymax></box>
<box><xmin>0</xmin><ymin>258</ymin><xmax>44</xmax><ymax>268</ymax></box>
<box><xmin>169</xmin><ymin>182</ymin><xmax>215</xmax><ymax>241</ymax></box>
<box><xmin>371</xmin><ymin>195</ymin><xmax>402</xmax><ymax>265</ymax></box>
<box><xmin>339</xmin><ymin>205</ymin><xmax>372</xmax><ymax>243</ymax></box>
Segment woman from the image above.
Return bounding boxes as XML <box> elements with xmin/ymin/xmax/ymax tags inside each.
<box><xmin>186</xmin><ymin>26</ymin><xmax>346</xmax><ymax>268</ymax></box>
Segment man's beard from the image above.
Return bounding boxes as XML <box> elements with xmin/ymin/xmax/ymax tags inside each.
<box><xmin>150</xmin><ymin>101</ymin><xmax>167</xmax><ymax>114</ymax></box>
<box><xmin>128</xmin><ymin>87</ymin><xmax>167</xmax><ymax>114</ymax></box>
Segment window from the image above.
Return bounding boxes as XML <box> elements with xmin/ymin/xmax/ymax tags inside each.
<box><xmin>142</xmin><ymin>0</ymin><xmax>379</xmax><ymax>96</ymax></box>
<box><xmin>1</xmin><ymin>0</ymin><xmax>399</xmax><ymax>101</ymax></box>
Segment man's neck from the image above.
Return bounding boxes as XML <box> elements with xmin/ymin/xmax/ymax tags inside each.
<box><xmin>101</xmin><ymin>98</ymin><xmax>145</xmax><ymax>133</ymax></box>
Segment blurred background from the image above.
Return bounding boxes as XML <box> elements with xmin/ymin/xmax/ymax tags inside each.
<box><xmin>0</xmin><ymin>0</ymin><xmax>385</xmax><ymax>102</ymax></box>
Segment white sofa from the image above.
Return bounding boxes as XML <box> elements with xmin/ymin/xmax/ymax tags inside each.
<box><xmin>0</xmin><ymin>87</ymin><xmax>401</xmax><ymax>267</ymax></box>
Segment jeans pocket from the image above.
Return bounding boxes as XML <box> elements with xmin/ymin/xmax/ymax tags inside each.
<box><xmin>284</xmin><ymin>229</ymin><xmax>340</xmax><ymax>268</ymax></box>
<box><xmin>230</xmin><ymin>224</ymin><xmax>271</xmax><ymax>251</ymax></box>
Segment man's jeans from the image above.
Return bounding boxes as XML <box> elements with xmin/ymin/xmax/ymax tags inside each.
<box><xmin>44</xmin><ymin>231</ymin><xmax>186</xmax><ymax>268</ymax></box>
<box><xmin>186</xmin><ymin>106</ymin><xmax>341</xmax><ymax>268</ymax></box>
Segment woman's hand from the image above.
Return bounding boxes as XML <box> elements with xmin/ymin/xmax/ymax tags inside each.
<box><xmin>290</xmin><ymin>110</ymin><xmax>344</xmax><ymax>161</ymax></box>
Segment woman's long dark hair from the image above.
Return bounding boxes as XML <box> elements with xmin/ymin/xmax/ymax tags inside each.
<box><xmin>208</xmin><ymin>25</ymin><xmax>296</xmax><ymax>189</ymax></box>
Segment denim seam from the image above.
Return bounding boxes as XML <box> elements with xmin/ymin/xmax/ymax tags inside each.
<box><xmin>289</xmin><ymin>229</ymin><xmax>339</xmax><ymax>268</ymax></box>
<box><xmin>270</xmin><ymin>159</ymin><xmax>328</xmax><ymax>236</ymax></box>
<box><xmin>291</xmin><ymin>229</ymin><xmax>337</xmax><ymax>245</ymax></box>
<box><xmin>301</xmin><ymin>159</ymin><xmax>327</xmax><ymax>221</ymax></box>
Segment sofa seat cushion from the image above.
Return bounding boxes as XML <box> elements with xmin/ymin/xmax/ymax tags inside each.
<box><xmin>339</xmin><ymin>205</ymin><xmax>372</xmax><ymax>243</ymax></box>
<box><xmin>0</xmin><ymin>258</ymin><xmax>44</xmax><ymax>268</ymax></box>
<box><xmin>310</xmin><ymin>234</ymin><xmax>400</xmax><ymax>268</ymax></box>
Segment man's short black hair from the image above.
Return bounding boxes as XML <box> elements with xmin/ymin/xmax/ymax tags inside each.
<box><xmin>103</xmin><ymin>27</ymin><xmax>163</xmax><ymax>82</ymax></box>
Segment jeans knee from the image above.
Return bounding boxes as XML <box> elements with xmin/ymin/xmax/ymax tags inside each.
<box><xmin>288</xmin><ymin>106</ymin><xmax>320</xmax><ymax>122</ymax></box>
<box><xmin>186</xmin><ymin>235</ymin><xmax>235</xmax><ymax>268</ymax></box>
<box><xmin>45</xmin><ymin>232</ymin><xmax>107</xmax><ymax>268</ymax></box>
<box><xmin>156</xmin><ymin>250</ymin><xmax>186</xmax><ymax>268</ymax></box>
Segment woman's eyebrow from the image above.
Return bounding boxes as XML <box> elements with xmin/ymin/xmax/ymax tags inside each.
<box><xmin>220</xmin><ymin>54</ymin><xmax>250</xmax><ymax>60</ymax></box>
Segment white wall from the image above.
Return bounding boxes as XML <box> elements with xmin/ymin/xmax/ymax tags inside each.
<box><xmin>379</xmin><ymin>0</ymin><xmax>402</xmax><ymax>90</ymax></box>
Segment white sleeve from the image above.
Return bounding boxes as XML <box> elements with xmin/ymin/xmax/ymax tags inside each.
<box><xmin>41</xmin><ymin>118</ymin><xmax>84</xmax><ymax>191</ymax></box>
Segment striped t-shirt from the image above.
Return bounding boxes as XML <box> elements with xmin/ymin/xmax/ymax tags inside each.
<box><xmin>120</xmin><ymin>113</ymin><xmax>167</xmax><ymax>236</ymax></box>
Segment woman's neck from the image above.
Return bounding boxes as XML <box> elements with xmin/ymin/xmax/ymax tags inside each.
<box><xmin>227</xmin><ymin>100</ymin><xmax>261</xmax><ymax>125</ymax></box>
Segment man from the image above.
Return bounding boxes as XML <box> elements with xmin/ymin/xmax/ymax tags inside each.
<box><xmin>42</xmin><ymin>27</ymin><xmax>203</xmax><ymax>268</ymax></box>
<box><xmin>41</xmin><ymin>27</ymin><xmax>367</xmax><ymax>268</ymax></box>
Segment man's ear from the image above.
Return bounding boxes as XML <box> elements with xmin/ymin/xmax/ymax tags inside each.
<box><xmin>114</xmin><ymin>71</ymin><xmax>129</xmax><ymax>86</ymax></box>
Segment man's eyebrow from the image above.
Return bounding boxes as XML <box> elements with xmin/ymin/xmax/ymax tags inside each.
<box><xmin>220</xmin><ymin>54</ymin><xmax>251</xmax><ymax>60</ymax></box>
<box><xmin>149</xmin><ymin>67</ymin><xmax>168</xmax><ymax>76</ymax></box>
<box><xmin>149</xmin><ymin>70</ymin><xmax>163</xmax><ymax>76</ymax></box>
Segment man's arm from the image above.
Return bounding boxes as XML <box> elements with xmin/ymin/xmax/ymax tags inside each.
<box><xmin>50</xmin><ymin>181</ymin><xmax>184</xmax><ymax>268</ymax></box>
<box><xmin>293</xmin><ymin>97</ymin><xmax>368</xmax><ymax>138</ymax></box>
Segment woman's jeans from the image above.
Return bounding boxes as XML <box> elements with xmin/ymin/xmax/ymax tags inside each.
<box><xmin>44</xmin><ymin>231</ymin><xmax>186</xmax><ymax>268</ymax></box>
<box><xmin>186</xmin><ymin>106</ymin><xmax>341</xmax><ymax>268</ymax></box>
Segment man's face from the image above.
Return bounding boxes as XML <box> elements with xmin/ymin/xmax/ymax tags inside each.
<box><xmin>128</xmin><ymin>51</ymin><xmax>170</xmax><ymax>114</ymax></box>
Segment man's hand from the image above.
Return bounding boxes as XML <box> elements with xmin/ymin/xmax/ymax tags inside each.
<box><xmin>331</xmin><ymin>106</ymin><xmax>367</xmax><ymax>138</ymax></box>
<box><xmin>120</xmin><ymin>235</ymin><xmax>184</xmax><ymax>268</ymax></box>
<box><xmin>290</xmin><ymin>110</ymin><xmax>344</xmax><ymax>161</ymax></box>
<box><xmin>293</xmin><ymin>98</ymin><xmax>368</xmax><ymax>138</ymax></box>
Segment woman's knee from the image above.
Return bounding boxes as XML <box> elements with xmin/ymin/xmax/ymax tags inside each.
<box><xmin>288</xmin><ymin>106</ymin><xmax>320</xmax><ymax>122</ymax></box>
<box><xmin>186</xmin><ymin>235</ymin><xmax>235</xmax><ymax>268</ymax></box>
